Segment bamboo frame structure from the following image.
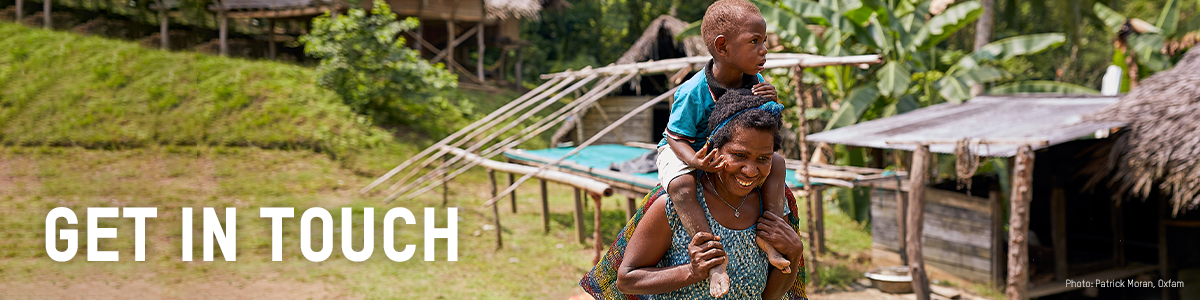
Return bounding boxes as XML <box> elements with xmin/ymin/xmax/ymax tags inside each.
<box><xmin>438</xmin><ymin>146</ymin><xmax>612</xmax><ymax>197</ymax></box>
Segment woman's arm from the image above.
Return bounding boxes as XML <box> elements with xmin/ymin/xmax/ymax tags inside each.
<box><xmin>617</xmin><ymin>199</ymin><xmax>728</xmax><ymax>295</ymax></box>
<box><xmin>757</xmin><ymin>211</ymin><xmax>806</xmax><ymax>299</ymax></box>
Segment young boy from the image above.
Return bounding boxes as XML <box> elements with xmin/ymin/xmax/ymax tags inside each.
<box><xmin>655</xmin><ymin>0</ymin><xmax>793</xmax><ymax>292</ymax></box>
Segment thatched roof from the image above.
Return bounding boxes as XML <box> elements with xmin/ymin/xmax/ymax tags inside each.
<box><xmin>1085</xmin><ymin>46</ymin><xmax>1200</xmax><ymax>215</ymax></box>
<box><xmin>616</xmin><ymin>15</ymin><xmax>709</xmax><ymax>65</ymax></box>
<box><xmin>487</xmin><ymin>0</ymin><xmax>542</xmax><ymax>20</ymax></box>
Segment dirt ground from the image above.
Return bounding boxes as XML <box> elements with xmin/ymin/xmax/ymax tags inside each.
<box><xmin>0</xmin><ymin>279</ymin><xmax>354</xmax><ymax>300</ymax></box>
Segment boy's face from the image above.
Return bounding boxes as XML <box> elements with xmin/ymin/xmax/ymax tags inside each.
<box><xmin>716</xmin><ymin>15</ymin><xmax>769</xmax><ymax>75</ymax></box>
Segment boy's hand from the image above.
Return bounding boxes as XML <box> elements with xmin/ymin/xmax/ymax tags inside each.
<box><xmin>752</xmin><ymin>82</ymin><xmax>779</xmax><ymax>102</ymax></box>
<box><xmin>692</xmin><ymin>143</ymin><xmax>726</xmax><ymax>173</ymax></box>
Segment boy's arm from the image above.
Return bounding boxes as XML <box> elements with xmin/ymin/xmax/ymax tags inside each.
<box><xmin>666</xmin><ymin>137</ymin><xmax>724</xmax><ymax>173</ymax></box>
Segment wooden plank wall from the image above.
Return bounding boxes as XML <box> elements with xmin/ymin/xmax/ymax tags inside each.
<box><xmin>384</xmin><ymin>0</ymin><xmax>484</xmax><ymax>21</ymax></box>
<box><xmin>581</xmin><ymin>96</ymin><xmax>658</xmax><ymax>145</ymax></box>
<box><xmin>872</xmin><ymin>187</ymin><xmax>994</xmax><ymax>283</ymax></box>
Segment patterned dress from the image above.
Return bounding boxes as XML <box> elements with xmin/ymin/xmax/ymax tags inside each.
<box><xmin>652</xmin><ymin>186</ymin><xmax>786</xmax><ymax>300</ymax></box>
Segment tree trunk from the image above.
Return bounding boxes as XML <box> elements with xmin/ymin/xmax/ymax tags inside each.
<box><xmin>971</xmin><ymin>0</ymin><xmax>995</xmax><ymax>96</ymax></box>
<box><xmin>218</xmin><ymin>10</ymin><xmax>228</xmax><ymax>56</ymax></box>
<box><xmin>15</xmin><ymin>0</ymin><xmax>22</xmax><ymax>22</ymax></box>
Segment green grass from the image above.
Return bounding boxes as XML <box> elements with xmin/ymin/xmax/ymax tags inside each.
<box><xmin>0</xmin><ymin>146</ymin><xmax>630</xmax><ymax>298</ymax></box>
<box><xmin>0</xmin><ymin>22</ymin><xmax>391</xmax><ymax>159</ymax></box>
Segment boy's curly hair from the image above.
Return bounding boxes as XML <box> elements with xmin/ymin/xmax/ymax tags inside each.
<box><xmin>702</xmin><ymin>0</ymin><xmax>762</xmax><ymax>55</ymax></box>
<box><xmin>706</xmin><ymin>88</ymin><xmax>783</xmax><ymax>151</ymax></box>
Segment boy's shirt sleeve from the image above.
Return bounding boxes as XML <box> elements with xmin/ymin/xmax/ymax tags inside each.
<box><xmin>665</xmin><ymin>88</ymin><xmax>705</xmax><ymax>143</ymax></box>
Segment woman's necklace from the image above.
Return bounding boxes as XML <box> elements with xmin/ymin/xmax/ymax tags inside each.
<box><xmin>705</xmin><ymin>173</ymin><xmax>750</xmax><ymax>218</ymax></box>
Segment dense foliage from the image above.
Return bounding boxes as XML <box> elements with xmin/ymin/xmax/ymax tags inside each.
<box><xmin>301</xmin><ymin>2</ymin><xmax>460</xmax><ymax>126</ymax></box>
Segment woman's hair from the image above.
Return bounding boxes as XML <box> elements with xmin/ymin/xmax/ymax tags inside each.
<box><xmin>706</xmin><ymin>88</ymin><xmax>783</xmax><ymax>150</ymax></box>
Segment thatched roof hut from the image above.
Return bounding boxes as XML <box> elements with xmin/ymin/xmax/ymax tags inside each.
<box><xmin>486</xmin><ymin>0</ymin><xmax>542</xmax><ymax>20</ymax></box>
<box><xmin>1086</xmin><ymin>46</ymin><xmax>1200</xmax><ymax>215</ymax></box>
<box><xmin>615</xmin><ymin>15</ymin><xmax>708</xmax><ymax>65</ymax></box>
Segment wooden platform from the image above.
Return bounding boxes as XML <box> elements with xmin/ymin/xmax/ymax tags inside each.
<box><xmin>1027</xmin><ymin>263</ymin><xmax>1158</xmax><ymax>298</ymax></box>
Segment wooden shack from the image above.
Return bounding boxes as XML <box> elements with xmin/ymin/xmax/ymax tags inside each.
<box><xmin>810</xmin><ymin>91</ymin><xmax>1200</xmax><ymax>299</ymax></box>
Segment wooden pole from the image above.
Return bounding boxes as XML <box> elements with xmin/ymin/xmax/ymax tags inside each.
<box><xmin>991</xmin><ymin>189</ymin><xmax>1006</xmax><ymax>287</ymax></box>
<box><xmin>268</xmin><ymin>19</ymin><xmax>276</xmax><ymax>59</ymax></box>
<box><xmin>515</xmin><ymin>47</ymin><xmax>524</xmax><ymax>88</ymax></box>
<box><xmin>490</xmin><ymin>169</ymin><xmax>502</xmax><ymax>249</ymax></box>
<box><xmin>814</xmin><ymin>185</ymin><xmax>826</xmax><ymax>255</ymax></box>
<box><xmin>592</xmin><ymin>192</ymin><xmax>603</xmax><ymax>264</ymax></box>
<box><xmin>1006</xmin><ymin>145</ymin><xmax>1034</xmax><ymax>300</ymax></box>
<box><xmin>218</xmin><ymin>10</ymin><xmax>228</xmax><ymax>56</ymax></box>
<box><xmin>1050</xmin><ymin>179</ymin><xmax>1068</xmax><ymax>281</ymax></box>
<box><xmin>476</xmin><ymin>22</ymin><xmax>485</xmax><ymax>82</ymax></box>
<box><xmin>626</xmin><ymin>197</ymin><xmax>636</xmax><ymax>221</ymax></box>
<box><xmin>541</xmin><ymin>179</ymin><xmax>549</xmax><ymax>233</ymax></box>
<box><xmin>896</xmin><ymin>176</ymin><xmax>908</xmax><ymax>265</ymax></box>
<box><xmin>509</xmin><ymin>172</ymin><xmax>517</xmax><ymax>213</ymax></box>
<box><xmin>43</xmin><ymin>0</ymin><xmax>50</xmax><ymax>29</ymax></box>
<box><xmin>907</xmin><ymin>145</ymin><xmax>932</xmax><ymax>300</ymax></box>
<box><xmin>446</xmin><ymin>20</ymin><xmax>455</xmax><ymax>71</ymax></box>
<box><xmin>793</xmin><ymin>66</ymin><xmax>820</xmax><ymax>287</ymax></box>
<box><xmin>159</xmin><ymin>6</ymin><xmax>169</xmax><ymax>50</ymax></box>
<box><xmin>442</xmin><ymin>156</ymin><xmax>449</xmax><ymax>207</ymax></box>
<box><xmin>574</xmin><ymin>188</ymin><xmax>586</xmax><ymax>244</ymax></box>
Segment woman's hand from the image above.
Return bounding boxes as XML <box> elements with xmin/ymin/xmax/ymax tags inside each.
<box><xmin>686</xmin><ymin>232</ymin><xmax>728</xmax><ymax>282</ymax></box>
<box><xmin>756</xmin><ymin>211</ymin><xmax>804</xmax><ymax>260</ymax></box>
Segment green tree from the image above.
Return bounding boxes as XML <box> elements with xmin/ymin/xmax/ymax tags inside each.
<box><xmin>301</xmin><ymin>2</ymin><xmax>459</xmax><ymax>126</ymax></box>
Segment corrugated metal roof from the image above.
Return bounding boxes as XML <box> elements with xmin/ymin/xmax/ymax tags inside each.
<box><xmin>806</xmin><ymin>95</ymin><xmax>1126</xmax><ymax>157</ymax></box>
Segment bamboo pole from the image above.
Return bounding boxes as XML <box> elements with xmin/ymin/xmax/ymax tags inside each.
<box><xmin>476</xmin><ymin>72</ymin><xmax>639</xmax><ymax>157</ymax></box>
<box><xmin>385</xmin><ymin>74</ymin><xmax>606</xmax><ymax>201</ymax></box>
<box><xmin>907</xmin><ymin>145</ymin><xmax>932</xmax><ymax>300</ymax></box>
<box><xmin>1006</xmin><ymin>145</ymin><xmax>1034</xmax><ymax>300</ymax></box>
<box><xmin>814</xmin><ymin>185</ymin><xmax>826</xmax><ymax>255</ymax></box>
<box><xmin>541</xmin><ymin>54</ymin><xmax>882</xmax><ymax>79</ymax></box>
<box><xmin>360</xmin><ymin>76</ymin><xmax>565</xmax><ymax>194</ymax></box>
<box><xmin>794</xmin><ymin>66</ymin><xmax>820</xmax><ymax>288</ymax></box>
<box><xmin>490</xmin><ymin>169</ymin><xmax>502</xmax><ymax>249</ymax></box>
<box><xmin>380</xmin><ymin>75</ymin><xmax>587</xmax><ymax>199</ymax></box>
<box><xmin>483</xmin><ymin>86</ymin><xmax>681</xmax><ymax>207</ymax></box>
<box><xmin>897</xmin><ymin>176</ymin><xmax>908</xmax><ymax>265</ymax></box>
<box><xmin>395</xmin><ymin>73</ymin><xmax>636</xmax><ymax>202</ymax></box>
<box><xmin>435</xmin><ymin>146</ymin><xmax>613</xmax><ymax>196</ymax></box>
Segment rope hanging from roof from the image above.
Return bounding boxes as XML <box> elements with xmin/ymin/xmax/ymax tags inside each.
<box><xmin>954</xmin><ymin>138</ymin><xmax>982</xmax><ymax>191</ymax></box>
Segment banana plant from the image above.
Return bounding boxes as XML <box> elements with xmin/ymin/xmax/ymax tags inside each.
<box><xmin>1093</xmin><ymin>1</ymin><xmax>1200</xmax><ymax>90</ymax></box>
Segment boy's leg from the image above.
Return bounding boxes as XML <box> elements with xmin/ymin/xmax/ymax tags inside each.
<box><xmin>656</xmin><ymin>145</ymin><xmax>725</xmax><ymax>296</ymax></box>
<box><xmin>757</xmin><ymin>153</ymin><xmax>793</xmax><ymax>272</ymax></box>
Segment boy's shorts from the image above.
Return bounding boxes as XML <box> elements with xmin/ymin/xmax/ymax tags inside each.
<box><xmin>656</xmin><ymin>144</ymin><xmax>694</xmax><ymax>190</ymax></box>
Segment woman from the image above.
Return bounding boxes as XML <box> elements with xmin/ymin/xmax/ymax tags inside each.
<box><xmin>585</xmin><ymin>88</ymin><xmax>806</xmax><ymax>300</ymax></box>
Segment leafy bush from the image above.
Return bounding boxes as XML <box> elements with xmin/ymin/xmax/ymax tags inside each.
<box><xmin>302</xmin><ymin>2</ymin><xmax>460</xmax><ymax>126</ymax></box>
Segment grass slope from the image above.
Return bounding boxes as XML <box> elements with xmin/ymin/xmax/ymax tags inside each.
<box><xmin>0</xmin><ymin>22</ymin><xmax>390</xmax><ymax>158</ymax></box>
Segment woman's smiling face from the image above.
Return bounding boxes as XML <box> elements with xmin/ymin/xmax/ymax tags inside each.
<box><xmin>716</xmin><ymin>126</ymin><xmax>775</xmax><ymax>196</ymax></box>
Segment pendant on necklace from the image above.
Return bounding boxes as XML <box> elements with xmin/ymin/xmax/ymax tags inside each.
<box><xmin>734</xmin><ymin>211</ymin><xmax>740</xmax><ymax>218</ymax></box>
